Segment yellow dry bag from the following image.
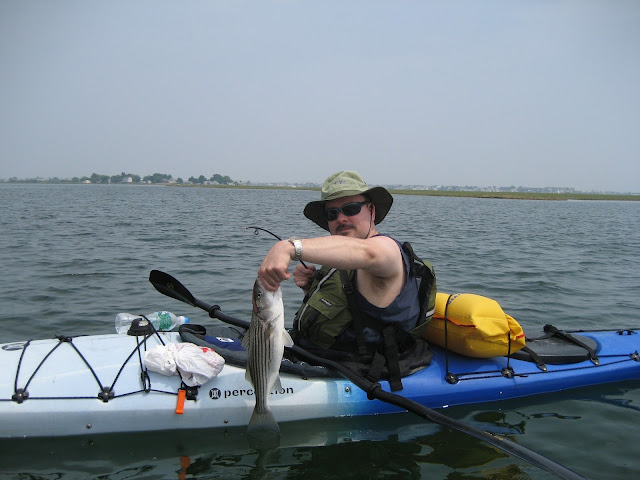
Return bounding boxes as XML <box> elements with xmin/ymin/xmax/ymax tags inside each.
<box><xmin>424</xmin><ymin>292</ymin><xmax>526</xmax><ymax>358</ymax></box>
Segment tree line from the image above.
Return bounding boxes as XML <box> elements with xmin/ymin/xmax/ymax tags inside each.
<box><xmin>3</xmin><ymin>172</ymin><xmax>235</xmax><ymax>185</ymax></box>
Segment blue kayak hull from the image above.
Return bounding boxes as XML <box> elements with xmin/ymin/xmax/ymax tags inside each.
<box><xmin>372</xmin><ymin>330</ymin><xmax>639</xmax><ymax>412</ymax></box>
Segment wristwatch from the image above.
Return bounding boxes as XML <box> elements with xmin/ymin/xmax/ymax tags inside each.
<box><xmin>288</xmin><ymin>237</ymin><xmax>303</xmax><ymax>261</ymax></box>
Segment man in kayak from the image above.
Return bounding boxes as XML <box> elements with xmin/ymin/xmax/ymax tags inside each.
<box><xmin>258</xmin><ymin>171</ymin><xmax>436</xmax><ymax>389</ymax></box>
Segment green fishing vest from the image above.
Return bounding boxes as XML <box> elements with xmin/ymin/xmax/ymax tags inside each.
<box><xmin>292</xmin><ymin>266</ymin><xmax>351</xmax><ymax>348</ymax></box>
<box><xmin>291</xmin><ymin>242</ymin><xmax>437</xmax><ymax>350</ymax></box>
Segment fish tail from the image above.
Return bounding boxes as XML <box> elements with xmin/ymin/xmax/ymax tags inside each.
<box><xmin>247</xmin><ymin>408</ymin><xmax>280</xmax><ymax>435</ymax></box>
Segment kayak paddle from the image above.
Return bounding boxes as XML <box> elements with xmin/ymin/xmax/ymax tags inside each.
<box><xmin>149</xmin><ymin>269</ymin><xmax>248</xmax><ymax>330</ymax></box>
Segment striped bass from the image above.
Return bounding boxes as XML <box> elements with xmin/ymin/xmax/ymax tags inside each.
<box><xmin>241</xmin><ymin>277</ymin><xmax>294</xmax><ymax>434</ymax></box>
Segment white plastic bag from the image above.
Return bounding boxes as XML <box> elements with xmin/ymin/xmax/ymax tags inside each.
<box><xmin>144</xmin><ymin>344</ymin><xmax>178</xmax><ymax>376</ymax></box>
<box><xmin>144</xmin><ymin>343</ymin><xmax>225</xmax><ymax>386</ymax></box>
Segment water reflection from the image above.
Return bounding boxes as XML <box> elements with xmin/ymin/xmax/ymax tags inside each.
<box><xmin>6</xmin><ymin>382</ymin><xmax>634</xmax><ymax>480</ymax></box>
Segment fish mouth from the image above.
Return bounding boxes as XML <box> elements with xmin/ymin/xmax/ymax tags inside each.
<box><xmin>252</xmin><ymin>278</ymin><xmax>263</xmax><ymax>314</ymax></box>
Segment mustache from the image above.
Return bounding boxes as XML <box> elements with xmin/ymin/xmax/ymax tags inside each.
<box><xmin>336</xmin><ymin>224</ymin><xmax>354</xmax><ymax>233</ymax></box>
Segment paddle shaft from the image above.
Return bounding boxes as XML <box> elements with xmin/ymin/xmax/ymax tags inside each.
<box><xmin>149</xmin><ymin>270</ymin><xmax>587</xmax><ymax>480</ymax></box>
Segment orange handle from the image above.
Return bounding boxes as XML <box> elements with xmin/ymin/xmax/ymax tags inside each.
<box><xmin>178</xmin><ymin>456</ymin><xmax>190</xmax><ymax>480</ymax></box>
<box><xmin>175</xmin><ymin>389</ymin><xmax>186</xmax><ymax>414</ymax></box>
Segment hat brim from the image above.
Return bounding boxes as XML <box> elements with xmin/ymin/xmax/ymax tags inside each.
<box><xmin>304</xmin><ymin>186</ymin><xmax>393</xmax><ymax>231</ymax></box>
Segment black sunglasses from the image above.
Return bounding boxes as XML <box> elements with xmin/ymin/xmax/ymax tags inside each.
<box><xmin>324</xmin><ymin>201</ymin><xmax>370</xmax><ymax>222</ymax></box>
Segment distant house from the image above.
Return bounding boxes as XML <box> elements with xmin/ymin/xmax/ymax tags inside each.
<box><xmin>122</xmin><ymin>177</ymin><xmax>133</xmax><ymax>183</ymax></box>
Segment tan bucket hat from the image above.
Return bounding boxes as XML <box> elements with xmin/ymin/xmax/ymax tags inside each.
<box><xmin>304</xmin><ymin>171</ymin><xmax>393</xmax><ymax>231</ymax></box>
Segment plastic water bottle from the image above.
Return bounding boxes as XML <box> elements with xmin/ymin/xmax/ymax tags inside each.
<box><xmin>115</xmin><ymin>311</ymin><xmax>189</xmax><ymax>334</ymax></box>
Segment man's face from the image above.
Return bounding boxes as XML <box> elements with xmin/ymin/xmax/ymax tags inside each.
<box><xmin>325</xmin><ymin>195</ymin><xmax>375</xmax><ymax>238</ymax></box>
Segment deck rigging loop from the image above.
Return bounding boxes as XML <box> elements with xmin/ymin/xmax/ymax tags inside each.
<box><xmin>501</xmin><ymin>366</ymin><xmax>515</xmax><ymax>379</ymax></box>
<box><xmin>11</xmin><ymin>388</ymin><xmax>28</xmax><ymax>404</ymax></box>
<box><xmin>617</xmin><ymin>329</ymin><xmax>637</xmax><ymax>336</ymax></box>
<box><xmin>140</xmin><ymin>370</ymin><xmax>151</xmax><ymax>392</ymax></box>
<box><xmin>445</xmin><ymin>372</ymin><xmax>459</xmax><ymax>385</ymax></box>
<box><xmin>98</xmin><ymin>387</ymin><xmax>114</xmax><ymax>402</ymax></box>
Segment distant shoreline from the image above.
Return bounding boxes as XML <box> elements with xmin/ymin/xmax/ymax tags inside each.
<box><xmin>176</xmin><ymin>184</ymin><xmax>640</xmax><ymax>202</ymax></box>
<box><xmin>3</xmin><ymin>180</ymin><xmax>638</xmax><ymax>201</ymax></box>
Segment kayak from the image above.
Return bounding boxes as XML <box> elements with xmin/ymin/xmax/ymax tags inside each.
<box><xmin>1</xmin><ymin>322</ymin><xmax>638</xmax><ymax>439</ymax></box>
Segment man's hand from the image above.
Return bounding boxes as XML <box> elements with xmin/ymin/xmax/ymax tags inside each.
<box><xmin>258</xmin><ymin>240</ymin><xmax>294</xmax><ymax>291</ymax></box>
<box><xmin>293</xmin><ymin>263</ymin><xmax>316</xmax><ymax>293</ymax></box>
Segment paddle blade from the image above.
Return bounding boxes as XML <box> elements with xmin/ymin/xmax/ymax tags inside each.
<box><xmin>149</xmin><ymin>270</ymin><xmax>197</xmax><ymax>307</ymax></box>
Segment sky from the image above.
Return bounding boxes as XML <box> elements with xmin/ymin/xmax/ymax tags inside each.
<box><xmin>1</xmin><ymin>1</ymin><xmax>639</xmax><ymax>192</ymax></box>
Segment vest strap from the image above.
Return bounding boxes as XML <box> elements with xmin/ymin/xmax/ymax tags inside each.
<box><xmin>382</xmin><ymin>325</ymin><xmax>403</xmax><ymax>391</ymax></box>
<box><xmin>339</xmin><ymin>270</ymin><xmax>367</xmax><ymax>355</ymax></box>
<box><xmin>361</xmin><ymin>328</ymin><xmax>404</xmax><ymax>391</ymax></box>
<box><xmin>366</xmin><ymin>352</ymin><xmax>386</xmax><ymax>383</ymax></box>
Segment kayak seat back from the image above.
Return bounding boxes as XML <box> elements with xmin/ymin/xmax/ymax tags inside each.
<box><xmin>510</xmin><ymin>326</ymin><xmax>599</xmax><ymax>366</ymax></box>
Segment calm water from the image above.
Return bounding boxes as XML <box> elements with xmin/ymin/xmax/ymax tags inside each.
<box><xmin>0</xmin><ymin>184</ymin><xmax>639</xmax><ymax>479</ymax></box>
